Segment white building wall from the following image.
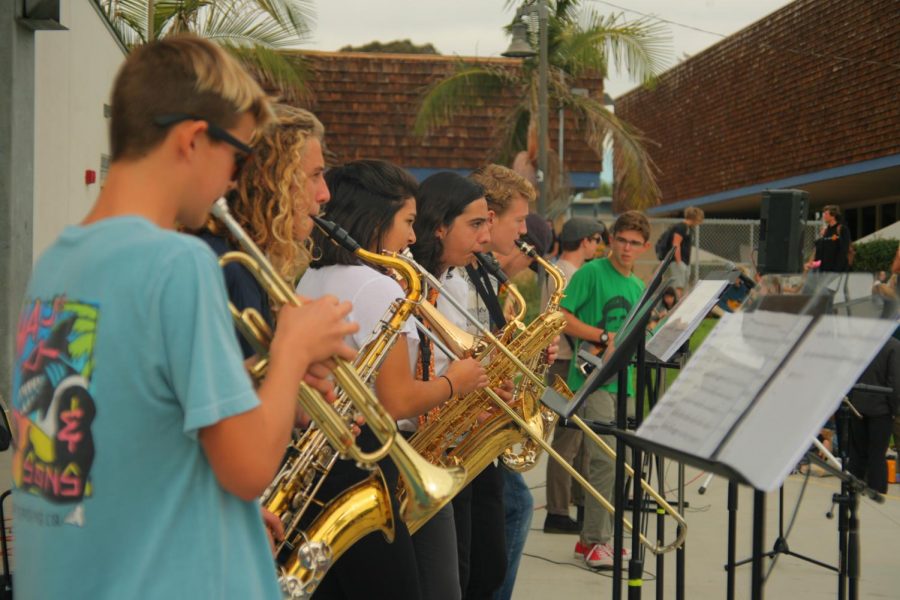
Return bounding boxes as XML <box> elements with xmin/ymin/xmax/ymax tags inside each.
<box><xmin>33</xmin><ymin>1</ymin><xmax>126</xmax><ymax>258</ymax></box>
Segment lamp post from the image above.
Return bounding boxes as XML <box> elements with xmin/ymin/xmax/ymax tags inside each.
<box><xmin>536</xmin><ymin>0</ymin><xmax>549</xmax><ymax>218</ymax></box>
<box><xmin>503</xmin><ymin>1</ymin><xmax>549</xmax><ymax>217</ymax></box>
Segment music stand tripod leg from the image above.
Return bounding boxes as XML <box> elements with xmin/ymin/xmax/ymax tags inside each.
<box><xmin>612</xmin><ymin>368</ymin><xmax>629</xmax><ymax>600</ymax></box>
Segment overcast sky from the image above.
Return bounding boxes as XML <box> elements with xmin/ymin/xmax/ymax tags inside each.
<box><xmin>312</xmin><ymin>0</ymin><xmax>794</xmax><ymax>97</ymax></box>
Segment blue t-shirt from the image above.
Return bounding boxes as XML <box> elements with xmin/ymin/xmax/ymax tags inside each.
<box><xmin>10</xmin><ymin>217</ymin><xmax>281</xmax><ymax>599</ymax></box>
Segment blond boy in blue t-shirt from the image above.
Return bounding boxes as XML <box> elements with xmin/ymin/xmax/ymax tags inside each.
<box><xmin>10</xmin><ymin>35</ymin><xmax>357</xmax><ymax>599</ymax></box>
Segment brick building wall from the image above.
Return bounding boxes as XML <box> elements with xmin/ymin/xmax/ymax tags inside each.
<box><xmin>615</xmin><ymin>0</ymin><xmax>900</xmax><ymax>212</ymax></box>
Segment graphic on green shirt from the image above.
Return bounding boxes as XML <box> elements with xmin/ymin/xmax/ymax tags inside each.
<box><xmin>559</xmin><ymin>258</ymin><xmax>644</xmax><ymax>394</ymax></box>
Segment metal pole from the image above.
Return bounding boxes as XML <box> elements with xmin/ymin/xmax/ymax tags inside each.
<box><xmin>751</xmin><ymin>491</ymin><xmax>766</xmax><ymax>600</ymax></box>
<box><xmin>558</xmin><ymin>105</ymin><xmax>564</xmax><ymax>172</ymax></box>
<box><xmin>147</xmin><ymin>0</ymin><xmax>156</xmax><ymax>42</ymax></box>
<box><xmin>537</xmin><ymin>0</ymin><xmax>549</xmax><ymax>217</ymax></box>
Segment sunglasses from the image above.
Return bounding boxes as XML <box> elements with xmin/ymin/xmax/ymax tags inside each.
<box><xmin>589</xmin><ymin>235</ymin><xmax>605</xmax><ymax>243</ymax></box>
<box><xmin>153</xmin><ymin>113</ymin><xmax>252</xmax><ymax>180</ymax></box>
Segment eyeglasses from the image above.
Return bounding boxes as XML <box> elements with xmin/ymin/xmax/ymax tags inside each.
<box><xmin>613</xmin><ymin>236</ymin><xmax>645</xmax><ymax>248</ymax></box>
<box><xmin>589</xmin><ymin>235</ymin><xmax>604</xmax><ymax>243</ymax></box>
<box><xmin>154</xmin><ymin>113</ymin><xmax>252</xmax><ymax>179</ymax></box>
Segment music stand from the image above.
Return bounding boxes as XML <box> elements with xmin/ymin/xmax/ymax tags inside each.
<box><xmin>542</xmin><ymin>284</ymin><xmax>668</xmax><ymax>420</ymax></box>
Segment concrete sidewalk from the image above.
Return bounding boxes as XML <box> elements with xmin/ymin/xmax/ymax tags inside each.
<box><xmin>513</xmin><ymin>455</ymin><xmax>900</xmax><ymax>599</ymax></box>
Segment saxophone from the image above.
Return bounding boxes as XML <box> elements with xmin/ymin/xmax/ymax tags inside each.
<box><xmin>400</xmin><ymin>247</ymin><xmax>567</xmax><ymax>533</ymax></box>
<box><xmin>211</xmin><ymin>201</ymin><xmax>465</xmax><ymax>598</ymax></box>
<box><xmin>500</xmin><ymin>241</ymin><xmax>571</xmax><ymax>471</ymax></box>
<box><xmin>270</xmin><ymin>217</ymin><xmax>468</xmax><ymax>598</ymax></box>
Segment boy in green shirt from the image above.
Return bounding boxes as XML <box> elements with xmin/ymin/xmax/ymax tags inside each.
<box><xmin>559</xmin><ymin>210</ymin><xmax>650</xmax><ymax>568</ymax></box>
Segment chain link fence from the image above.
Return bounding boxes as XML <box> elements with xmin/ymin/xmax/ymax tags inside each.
<box><xmin>636</xmin><ymin>218</ymin><xmax>823</xmax><ymax>284</ymax></box>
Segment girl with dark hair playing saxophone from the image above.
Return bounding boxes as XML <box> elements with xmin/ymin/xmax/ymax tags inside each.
<box><xmin>295</xmin><ymin>160</ymin><xmax>487</xmax><ymax>600</ymax></box>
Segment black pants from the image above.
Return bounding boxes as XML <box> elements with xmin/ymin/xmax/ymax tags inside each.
<box><xmin>848</xmin><ymin>414</ymin><xmax>893</xmax><ymax>494</ymax></box>
<box><xmin>309</xmin><ymin>427</ymin><xmax>421</xmax><ymax>600</ymax></box>
<box><xmin>452</xmin><ymin>463</ymin><xmax>507</xmax><ymax>600</ymax></box>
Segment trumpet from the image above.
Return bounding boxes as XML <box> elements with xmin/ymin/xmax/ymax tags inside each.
<box><xmin>395</xmin><ymin>248</ymin><xmax>686</xmax><ymax>554</ymax></box>
<box><xmin>212</xmin><ymin>198</ymin><xmax>390</xmax><ymax>467</ymax></box>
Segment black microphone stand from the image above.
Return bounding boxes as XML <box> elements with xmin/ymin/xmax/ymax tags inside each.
<box><xmin>825</xmin><ymin>384</ymin><xmax>889</xmax><ymax>600</ymax></box>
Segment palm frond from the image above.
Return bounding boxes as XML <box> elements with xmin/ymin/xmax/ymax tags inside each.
<box><xmin>490</xmin><ymin>101</ymin><xmax>532</xmax><ymax>167</ymax></box>
<box><xmin>568</xmin><ymin>94</ymin><xmax>660</xmax><ymax>209</ymax></box>
<box><xmin>196</xmin><ymin>1</ymin><xmax>304</xmax><ymax>49</ymax></box>
<box><xmin>252</xmin><ymin>0</ymin><xmax>316</xmax><ymax>40</ymax></box>
<box><xmin>414</xmin><ymin>64</ymin><xmax>518</xmax><ymax>137</ymax></box>
<box><xmin>97</xmin><ymin>0</ymin><xmax>150</xmax><ymax>45</ymax></box>
<box><xmin>226</xmin><ymin>44</ymin><xmax>308</xmax><ymax>101</ymax></box>
<box><xmin>582</xmin><ymin>10</ymin><xmax>671</xmax><ymax>85</ymax></box>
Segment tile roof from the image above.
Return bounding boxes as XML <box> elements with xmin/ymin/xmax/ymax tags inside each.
<box><xmin>285</xmin><ymin>51</ymin><xmax>606</xmax><ymax>178</ymax></box>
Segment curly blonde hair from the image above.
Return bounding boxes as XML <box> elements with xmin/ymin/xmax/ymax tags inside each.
<box><xmin>470</xmin><ymin>164</ymin><xmax>536</xmax><ymax>215</ymax></box>
<box><xmin>206</xmin><ymin>104</ymin><xmax>324</xmax><ymax>281</ymax></box>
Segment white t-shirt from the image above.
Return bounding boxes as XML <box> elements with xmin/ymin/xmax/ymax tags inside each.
<box><xmin>296</xmin><ymin>264</ymin><xmax>420</xmax><ymax>431</ymax></box>
<box><xmin>431</xmin><ymin>266</ymin><xmax>494</xmax><ymax>377</ymax></box>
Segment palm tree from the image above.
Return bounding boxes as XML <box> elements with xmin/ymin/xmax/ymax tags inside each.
<box><xmin>414</xmin><ymin>0</ymin><xmax>670</xmax><ymax>212</ymax></box>
<box><xmin>98</xmin><ymin>0</ymin><xmax>314</xmax><ymax>99</ymax></box>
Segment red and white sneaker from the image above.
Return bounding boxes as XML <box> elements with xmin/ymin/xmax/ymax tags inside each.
<box><xmin>573</xmin><ymin>540</ymin><xmax>589</xmax><ymax>558</ymax></box>
<box><xmin>584</xmin><ymin>542</ymin><xmax>631</xmax><ymax>569</ymax></box>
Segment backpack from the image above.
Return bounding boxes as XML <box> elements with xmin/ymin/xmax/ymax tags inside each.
<box><xmin>655</xmin><ymin>226</ymin><xmax>674</xmax><ymax>260</ymax></box>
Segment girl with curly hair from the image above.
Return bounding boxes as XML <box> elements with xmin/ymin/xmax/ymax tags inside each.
<box><xmin>196</xmin><ymin>103</ymin><xmax>330</xmax><ymax>358</ymax></box>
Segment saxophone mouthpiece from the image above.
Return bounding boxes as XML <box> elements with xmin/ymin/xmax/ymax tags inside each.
<box><xmin>514</xmin><ymin>239</ymin><xmax>537</xmax><ymax>257</ymax></box>
<box><xmin>312</xmin><ymin>215</ymin><xmax>362</xmax><ymax>253</ymax></box>
<box><xmin>475</xmin><ymin>252</ymin><xmax>509</xmax><ymax>284</ymax></box>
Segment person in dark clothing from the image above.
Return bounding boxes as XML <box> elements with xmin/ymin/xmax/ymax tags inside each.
<box><xmin>667</xmin><ymin>206</ymin><xmax>704</xmax><ymax>297</ymax></box>
<box><xmin>807</xmin><ymin>205</ymin><xmax>852</xmax><ymax>273</ymax></box>
<box><xmin>848</xmin><ymin>337</ymin><xmax>900</xmax><ymax>493</ymax></box>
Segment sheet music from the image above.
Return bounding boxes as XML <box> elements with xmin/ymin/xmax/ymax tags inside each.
<box><xmin>716</xmin><ymin>315</ymin><xmax>895</xmax><ymax>491</ymax></box>
<box><xmin>637</xmin><ymin>310</ymin><xmax>813</xmax><ymax>459</ymax></box>
<box><xmin>646</xmin><ymin>280</ymin><xmax>729</xmax><ymax>362</ymax></box>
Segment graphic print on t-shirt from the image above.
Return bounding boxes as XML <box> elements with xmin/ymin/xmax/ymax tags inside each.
<box><xmin>597</xmin><ymin>296</ymin><xmax>632</xmax><ymax>332</ymax></box>
<box><xmin>12</xmin><ymin>296</ymin><xmax>98</xmax><ymax>508</ymax></box>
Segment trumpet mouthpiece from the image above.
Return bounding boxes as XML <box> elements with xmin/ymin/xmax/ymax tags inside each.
<box><xmin>211</xmin><ymin>197</ymin><xmax>230</xmax><ymax>219</ymax></box>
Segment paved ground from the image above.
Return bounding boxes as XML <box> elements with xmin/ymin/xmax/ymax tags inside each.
<box><xmin>513</xmin><ymin>454</ymin><xmax>900</xmax><ymax>599</ymax></box>
<box><xmin>1</xmin><ymin>432</ymin><xmax>897</xmax><ymax>598</ymax></box>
